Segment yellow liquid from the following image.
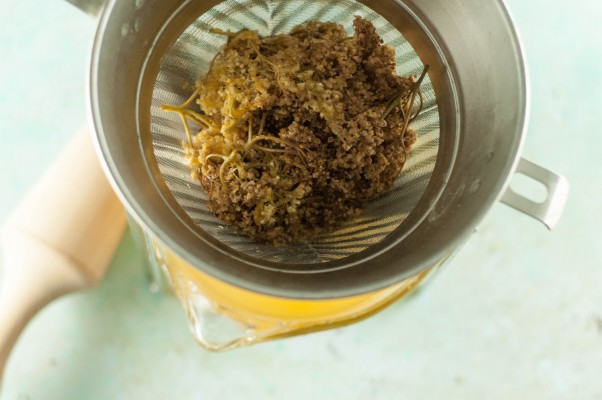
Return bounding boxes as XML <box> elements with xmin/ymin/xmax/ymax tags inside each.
<box><xmin>155</xmin><ymin>240</ymin><xmax>435</xmax><ymax>349</ymax></box>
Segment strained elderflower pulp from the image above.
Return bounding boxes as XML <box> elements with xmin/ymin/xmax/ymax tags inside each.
<box><xmin>162</xmin><ymin>17</ymin><xmax>428</xmax><ymax>244</ymax></box>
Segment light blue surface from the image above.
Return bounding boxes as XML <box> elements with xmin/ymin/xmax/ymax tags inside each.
<box><xmin>1</xmin><ymin>0</ymin><xmax>601</xmax><ymax>399</ymax></box>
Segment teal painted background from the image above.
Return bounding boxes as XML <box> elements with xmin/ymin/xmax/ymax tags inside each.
<box><xmin>1</xmin><ymin>0</ymin><xmax>601</xmax><ymax>398</ymax></box>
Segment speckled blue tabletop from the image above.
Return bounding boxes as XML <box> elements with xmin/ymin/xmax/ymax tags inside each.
<box><xmin>1</xmin><ymin>0</ymin><xmax>601</xmax><ymax>399</ymax></box>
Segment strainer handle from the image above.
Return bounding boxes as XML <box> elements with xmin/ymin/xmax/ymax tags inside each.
<box><xmin>501</xmin><ymin>158</ymin><xmax>569</xmax><ymax>230</ymax></box>
<box><xmin>0</xmin><ymin>130</ymin><xmax>126</xmax><ymax>382</ymax></box>
<box><xmin>64</xmin><ymin>0</ymin><xmax>105</xmax><ymax>17</ymax></box>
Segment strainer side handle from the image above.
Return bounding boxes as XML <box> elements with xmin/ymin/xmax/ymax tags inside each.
<box><xmin>501</xmin><ymin>158</ymin><xmax>569</xmax><ymax>230</ymax></box>
<box><xmin>64</xmin><ymin>0</ymin><xmax>106</xmax><ymax>17</ymax></box>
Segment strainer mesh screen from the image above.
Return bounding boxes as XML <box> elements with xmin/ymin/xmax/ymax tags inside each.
<box><xmin>150</xmin><ymin>0</ymin><xmax>439</xmax><ymax>265</ymax></box>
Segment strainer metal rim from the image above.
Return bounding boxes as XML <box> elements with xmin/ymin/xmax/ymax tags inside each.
<box><xmin>89</xmin><ymin>0</ymin><xmax>530</xmax><ymax>299</ymax></box>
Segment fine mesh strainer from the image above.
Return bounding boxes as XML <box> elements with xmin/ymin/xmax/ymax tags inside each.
<box><xmin>88</xmin><ymin>0</ymin><xmax>568</xmax><ymax>298</ymax></box>
<box><xmin>151</xmin><ymin>0</ymin><xmax>441</xmax><ymax>266</ymax></box>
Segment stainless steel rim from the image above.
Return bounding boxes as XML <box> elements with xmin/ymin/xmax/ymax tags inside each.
<box><xmin>89</xmin><ymin>0</ymin><xmax>531</xmax><ymax>299</ymax></box>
